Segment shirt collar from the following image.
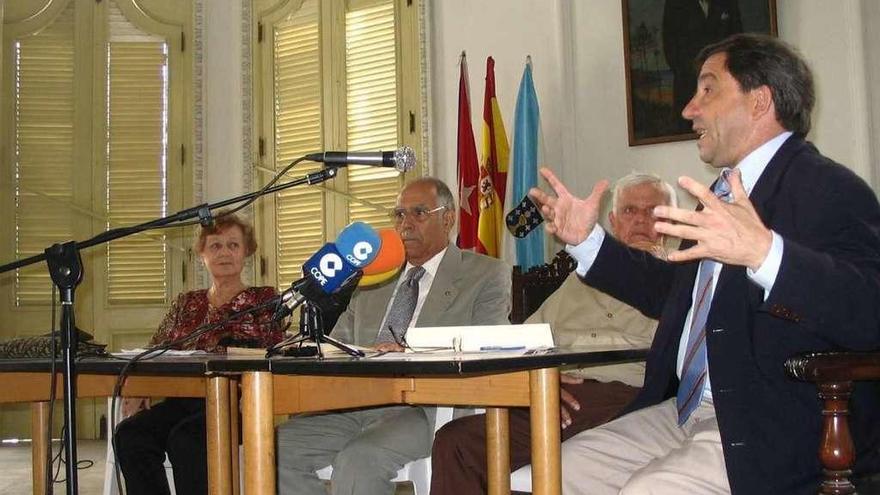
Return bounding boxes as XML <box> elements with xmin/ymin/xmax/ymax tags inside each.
<box><xmin>403</xmin><ymin>246</ymin><xmax>447</xmax><ymax>282</ymax></box>
<box><xmin>729</xmin><ymin>131</ymin><xmax>793</xmax><ymax>195</ymax></box>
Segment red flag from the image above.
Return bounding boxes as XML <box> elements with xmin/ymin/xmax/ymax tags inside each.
<box><xmin>456</xmin><ymin>53</ymin><xmax>480</xmax><ymax>251</ymax></box>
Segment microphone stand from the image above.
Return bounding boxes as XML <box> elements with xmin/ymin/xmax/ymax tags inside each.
<box><xmin>303</xmin><ymin>302</ymin><xmax>364</xmax><ymax>358</ymax></box>
<box><xmin>0</xmin><ymin>166</ymin><xmax>338</xmax><ymax>495</ymax></box>
<box><xmin>267</xmin><ymin>294</ymin><xmax>365</xmax><ymax>359</ymax></box>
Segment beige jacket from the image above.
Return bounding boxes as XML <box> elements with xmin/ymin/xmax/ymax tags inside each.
<box><xmin>525</xmin><ymin>272</ymin><xmax>657</xmax><ymax>387</ymax></box>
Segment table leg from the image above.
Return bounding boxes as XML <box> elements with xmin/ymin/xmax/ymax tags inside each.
<box><xmin>207</xmin><ymin>376</ymin><xmax>232</xmax><ymax>495</ymax></box>
<box><xmin>529</xmin><ymin>367</ymin><xmax>561</xmax><ymax>495</ymax></box>
<box><xmin>242</xmin><ymin>372</ymin><xmax>274</xmax><ymax>495</ymax></box>
<box><xmin>31</xmin><ymin>401</ymin><xmax>50</xmax><ymax>495</ymax></box>
<box><xmin>486</xmin><ymin>407</ymin><xmax>511</xmax><ymax>495</ymax></box>
<box><xmin>230</xmin><ymin>379</ymin><xmax>241</xmax><ymax>495</ymax></box>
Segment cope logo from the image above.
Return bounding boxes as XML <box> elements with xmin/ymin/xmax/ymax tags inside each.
<box><xmin>310</xmin><ymin>252</ymin><xmax>344</xmax><ymax>286</ymax></box>
<box><xmin>345</xmin><ymin>241</ymin><xmax>374</xmax><ymax>267</ymax></box>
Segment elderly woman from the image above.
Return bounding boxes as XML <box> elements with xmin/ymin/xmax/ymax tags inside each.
<box><xmin>114</xmin><ymin>212</ymin><xmax>281</xmax><ymax>495</ymax></box>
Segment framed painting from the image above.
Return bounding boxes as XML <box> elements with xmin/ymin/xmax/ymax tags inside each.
<box><xmin>622</xmin><ymin>0</ymin><xmax>777</xmax><ymax>145</ymax></box>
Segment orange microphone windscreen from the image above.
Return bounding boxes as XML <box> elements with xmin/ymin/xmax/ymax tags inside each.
<box><xmin>363</xmin><ymin>228</ymin><xmax>405</xmax><ymax>275</ymax></box>
<box><xmin>359</xmin><ymin>266</ymin><xmax>402</xmax><ymax>287</ymax></box>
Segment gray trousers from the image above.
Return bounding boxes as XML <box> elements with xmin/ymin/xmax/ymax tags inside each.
<box><xmin>276</xmin><ymin>405</ymin><xmax>432</xmax><ymax>495</ymax></box>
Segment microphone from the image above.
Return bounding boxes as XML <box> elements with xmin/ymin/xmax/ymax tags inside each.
<box><xmin>273</xmin><ymin>244</ymin><xmax>354</xmax><ymax>320</ymax></box>
<box><xmin>274</xmin><ymin>223</ymin><xmax>382</xmax><ymax>320</ymax></box>
<box><xmin>359</xmin><ymin>228</ymin><xmax>406</xmax><ymax>287</ymax></box>
<box><xmin>359</xmin><ymin>266</ymin><xmax>401</xmax><ymax>287</ymax></box>
<box><xmin>362</xmin><ymin>229</ymin><xmax>405</xmax><ymax>276</ymax></box>
<box><xmin>305</xmin><ymin>146</ymin><xmax>416</xmax><ymax>173</ymax></box>
<box><xmin>336</xmin><ymin>222</ymin><xmax>381</xmax><ymax>269</ymax></box>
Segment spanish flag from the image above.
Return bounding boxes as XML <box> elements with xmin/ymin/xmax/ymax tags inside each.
<box><xmin>476</xmin><ymin>57</ymin><xmax>509</xmax><ymax>257</ymax></box>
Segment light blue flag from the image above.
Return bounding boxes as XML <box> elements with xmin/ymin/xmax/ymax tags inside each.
<box><xmin>508</xmin><ymin>59</ymin><xmax>544</xmax><ymax>270</ymax></box>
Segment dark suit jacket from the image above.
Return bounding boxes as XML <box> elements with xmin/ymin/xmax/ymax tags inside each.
<box><xmin>585</xmin><ymin>135</ymin><xmax>880</xmax><ymax>495</ymax></box>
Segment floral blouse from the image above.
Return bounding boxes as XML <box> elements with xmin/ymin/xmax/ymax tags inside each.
<box><xmin>148</xmin><ymin>287</ymin><xmax>282</xmax><ymax>353</ymax></box>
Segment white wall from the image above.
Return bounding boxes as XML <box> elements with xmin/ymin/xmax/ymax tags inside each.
<box><xmin>778</xmin><ymin>0</ymin><xmax>873</xmax><ymax>183</ymax></box>
<box><xmin>427</xmin><ymin>0</ymin><xmax>570</xmax><ymax>189</ymax></box>
<box><xmin>863</xmin><ymin>0</ymin><xmax>880</xmax><ymax>185</ymax></box>
<box><xmin>202</xmin><ymin>0</ymin><xmax>246</xmax><ymax>201</ymax></box>
<box><xmin>427</xmin><ymin>0</ymin><xmax>879</xmax><ymax>215</ymax></box>
<box><xmin>201</xmin><ymin>0</ymin><xmax>879</xmax><ymax>216</ymax></box>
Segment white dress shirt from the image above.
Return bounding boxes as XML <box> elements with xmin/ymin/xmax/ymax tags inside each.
<box><xmin>376</xmin><ymin>246</ymin><xmax>447</xmax><ymax>340</ymax></box>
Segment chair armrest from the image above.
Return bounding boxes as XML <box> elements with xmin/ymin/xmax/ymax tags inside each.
<box><xmin>785</xmin><ymin>351</ymin><xmax>880</xmax><ymax>383</ymax></box>
<box><xmin>785</xmin><ymin>351</ymin><xmax>880</xmax><ymax>495</ymax></box>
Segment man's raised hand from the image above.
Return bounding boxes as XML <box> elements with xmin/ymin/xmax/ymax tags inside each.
<box><xmin>529</xmin><ymin>167</ymin><xmax>609</xmax><ymax>246</ymax></box>
<box><xmin>653</xmin><ymin>171</ymin><xmax>772</xmax><ymax>270</ymax></box>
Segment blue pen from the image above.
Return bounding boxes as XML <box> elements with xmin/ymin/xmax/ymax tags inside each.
<box><xmin>479</xmin><ymin>345</ymin><xmax>526</xmax><ymax>351</ymax></box>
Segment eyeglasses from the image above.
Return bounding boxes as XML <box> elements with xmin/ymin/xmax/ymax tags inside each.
<box><xmin>387</xmin><ymin>205</ymin><xmax>447</xmax><ymax>224</ymax></box>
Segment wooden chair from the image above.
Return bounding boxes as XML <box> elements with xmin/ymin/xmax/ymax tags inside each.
<box><xmin>785</xmin><ymin>351</ymin><xmax>880</xmax><ymax>495</ymax></box>
<box><xmin>510</xmin><ymin>250</ymin><xmax>577</xmax><ymax>324</ymax></box>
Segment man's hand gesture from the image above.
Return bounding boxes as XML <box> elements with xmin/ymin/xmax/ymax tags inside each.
<box><xmin>529</xmin><ymin>168</ymin><xmax>609</xmax><ymax>246</ymax></box>
<box><xmin>653</xmin><ymin>171</ymin><xmax>772</xmax><ymax>270</ymax></box>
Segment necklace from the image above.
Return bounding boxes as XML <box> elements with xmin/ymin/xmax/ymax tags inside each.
<box><xmin>208</xmin><ymin>284</ymin><xmax>246</xmax><ymax>308</ymax></box>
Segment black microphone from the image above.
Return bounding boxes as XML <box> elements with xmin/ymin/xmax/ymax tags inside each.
<box><xmin>273</xmin><ymin>270</ymin><xmax>365</xmax><ymax>322</ymax></box>
<box><xmin>272</xmin><ymin>222</ymin><xmax>381</xmax><ymax>321</ymax></box>
<box><xmin>305</xmin><ymin>146</ymin><xmax>416</xmax><ymax>173</ymax></box>
<box><xmin>273</xmin><ymin>278</ymin><xmax>310</xmax><ymax>321</ymax></box>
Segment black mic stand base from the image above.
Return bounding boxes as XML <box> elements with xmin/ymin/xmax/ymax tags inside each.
<box><xmin>313</xmin><ymin>334</ymin><xmax>365</xmax><ymax>358</ymax></box>
<box><xmin>267</xmin><ymin>303</ymin><xmax>364</xmax><ymax>358</ymax></box>
<box><xmin>304</xmin><ymin>303</ymin><xmax>364</xmax><ymax>358</ymax></box>
<box><xmin>45</xmin><ymin>242</ymin><xmax>84</xmax><ymax>495</ymax></box>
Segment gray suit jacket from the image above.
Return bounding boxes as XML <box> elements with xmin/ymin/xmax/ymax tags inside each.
<box><xmin>332</xmin><ymin>244</ymin><xmax>512</xmax><ymax>346</ymax></box>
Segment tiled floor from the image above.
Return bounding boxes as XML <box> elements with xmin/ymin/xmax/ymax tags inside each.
<box><xmin>0</xmin><ymin>439</ymin><xmax>107</xmax><ymax>494</ymax></box>
<box><xmin>0</xmin><ymin>439</ymin><xmax>416</xmax><ymax>494</ymax></box>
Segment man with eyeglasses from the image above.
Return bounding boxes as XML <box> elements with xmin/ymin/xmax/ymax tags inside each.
<box><xmin>276</xmin><ymin>176</ymin><xmax>510</xmax><ymax>495</ymax></box>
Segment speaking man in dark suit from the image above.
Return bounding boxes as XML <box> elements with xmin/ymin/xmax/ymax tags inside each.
<box><xmin>276</xmin><ymin>177</ymin><xmax>510</xmax><ymax>495</ymax></box>
<box><xmin>530</xmin><ymin>34</ymin><xmax>880</xmax><ymax>495</ymax></box>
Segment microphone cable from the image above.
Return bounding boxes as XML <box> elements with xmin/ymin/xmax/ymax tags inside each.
<box><xmin>146</xmin><ymin>154</ymin><xmax>311</xmax><ymax>231</ymax></box>
<box><xmin>211</xmin><ymin>155</ymin><xmax>311</xmax><ymax>221</ymax></box>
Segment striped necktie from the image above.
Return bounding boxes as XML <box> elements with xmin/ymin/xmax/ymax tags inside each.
<box><xmin>676</xmin><ymin>170</ymin><xmax>733</xmax><ymax>424</ymax></box>
<box><xmin>376</xmin><ymin>265</ymin><xmax>426</xmax><ymax>345</ymax></box>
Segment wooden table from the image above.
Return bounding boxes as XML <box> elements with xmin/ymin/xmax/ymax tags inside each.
<box><xmin>0</xmin><ymin>357</ymin><xmax>238</xmax><ymax>495</ymax></box>
<box><xmin>212</xmin><ymin>346</ymin><xmax>648</xmax><ymax>495</ymax></box>
<box><xmin>0</xmin><ymin>346</ymin><xmax>648</xmax><ymax>495</ymax></box>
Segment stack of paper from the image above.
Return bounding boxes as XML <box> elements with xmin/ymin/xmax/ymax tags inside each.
<box><xmin>405</xmin><ymin>324</ymin><xmax>554</xmax><ymax>352</ymax></box>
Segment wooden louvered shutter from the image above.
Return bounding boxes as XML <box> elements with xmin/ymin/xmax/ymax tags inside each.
<box><xmin>272</xmin><ymin>0</ymin><xmax>324</xmax><ymax>287</ymax></box>
<box><xmin>259</xmin><ymin>0</ymin><xmax>421</xmax><ymax>287</ymax></box>
<box><xmin>345</xmin><ymin>0</ymin><xmax>401</xmax><ymax>228</ymax></box>
<box><xmin>104</xmin><ymin>3</ymin><xmax>170</xmax><ymax>304</ymax></box>
<box><xmin>11</xmin><ymin>2</ymin><xmax>76</xmax><ymax>306</ymax></box>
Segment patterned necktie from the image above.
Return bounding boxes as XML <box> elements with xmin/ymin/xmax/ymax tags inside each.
<box><xmin>376</xmin><ymin>266</ymin><xmax>426</xmax><ymax>345</ymax></box>
<box><xmin>676</xmin><ymin>170</ymin><xmax>733</xmax><ymax>424</ymax></box>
